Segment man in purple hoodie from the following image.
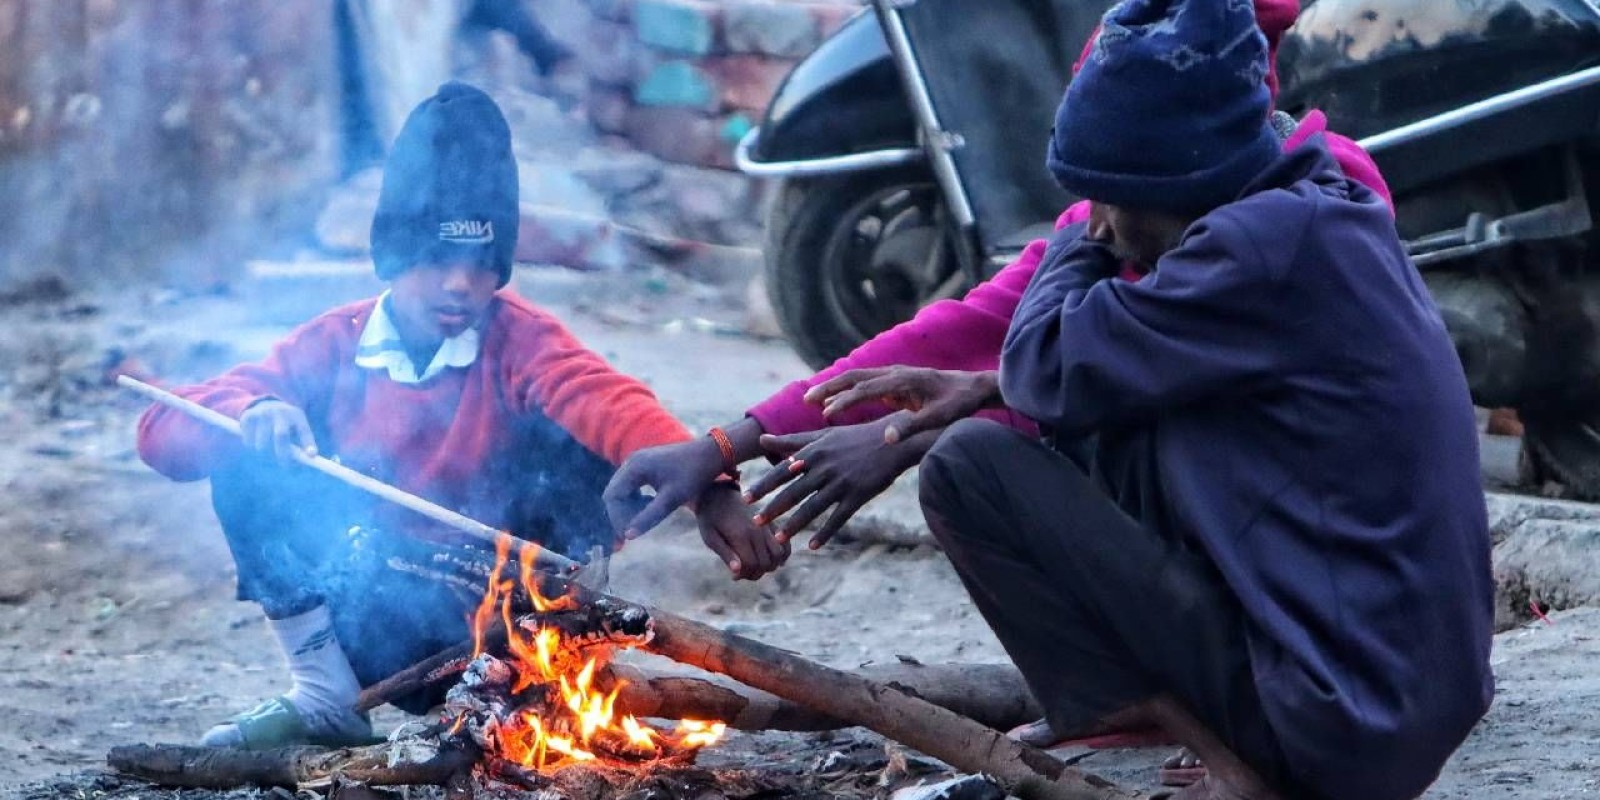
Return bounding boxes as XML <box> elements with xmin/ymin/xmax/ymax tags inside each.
<box><xmin>913</xmin><ymin>0</ymin><xmax>1494</xmax><ymax>797</ymax></box>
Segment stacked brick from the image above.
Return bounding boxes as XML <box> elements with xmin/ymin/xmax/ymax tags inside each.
<box><xmin>550</xmin><ymin>0</ymin><xmax>862</xmax><ymax>169</ymax></box>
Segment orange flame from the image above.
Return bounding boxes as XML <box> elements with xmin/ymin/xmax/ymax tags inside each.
<box><xmin>466</xmin><ymin>534</ymin><xmax>725</xmax><ymax>770</ymax></box>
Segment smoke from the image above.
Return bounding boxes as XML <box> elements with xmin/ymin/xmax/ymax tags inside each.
<box><xmin>204</xmin><ymin>409</ymin><xmax>617</xmax><ymax>703</ymax></box>
<box><xmin>0</xmin><ymin>1</ymin><xmax>339</xmax><ymax>290</ymax></box>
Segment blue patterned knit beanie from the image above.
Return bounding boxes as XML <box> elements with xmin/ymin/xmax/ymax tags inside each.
<box><xmin>1047</xmin><ymin>0</ymin><xmax>1280</xmax><ymax>215</ymax></box>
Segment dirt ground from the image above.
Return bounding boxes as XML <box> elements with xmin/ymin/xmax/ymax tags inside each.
<box><xmin>1</xmin><ymin>271</ymin><xmax>1598</xmax><ymax>798</ymax></box>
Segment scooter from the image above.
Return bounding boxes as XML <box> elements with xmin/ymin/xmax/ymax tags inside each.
<box><xmin>736</xmin><ymin>0</ymin><xmax>1600</xmax><ymax>498</ymax></box>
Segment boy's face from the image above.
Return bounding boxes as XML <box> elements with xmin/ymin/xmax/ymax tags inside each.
<box><xmin>1087</xmin><ymin>202</ymin><xmax>1195</xmax><ymax>271</ymax></box>
<box><xmin>388</xmin><ymin>260</ymin><xmax>501</xmax><ymax>344</ymax></box>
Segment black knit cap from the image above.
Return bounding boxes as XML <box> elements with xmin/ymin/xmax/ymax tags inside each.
<box><xmin>371</xmin><ymin>82</ymin><xmax>519</xmax><ymax>286</ymax></box>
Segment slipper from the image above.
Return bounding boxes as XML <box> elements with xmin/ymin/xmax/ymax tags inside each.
<box><xmin>1007</xmin><ymin>718</ymin><xmax>1176</xmax><ymax>751</ymax></box>
<box><xmin>1159</xmin><ymin>748</ymin><xmax>1207</xmax><ymax>787</ymax></box>
<box><xmin>203</xmin><ymin>696</ymin><xmax>378</xmax><ymax>750</ymax></box>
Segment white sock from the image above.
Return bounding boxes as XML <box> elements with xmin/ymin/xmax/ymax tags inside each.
<box><xmin>271</xmin><ymin>606</ymin><xmax>362</xmax><ymax>724</ymax></box>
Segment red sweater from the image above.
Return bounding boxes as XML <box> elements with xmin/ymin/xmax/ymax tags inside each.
<box><xmin>138</xmin><ymin>291</ymin><xmax>691</xmax><ymax>539</ymax></box>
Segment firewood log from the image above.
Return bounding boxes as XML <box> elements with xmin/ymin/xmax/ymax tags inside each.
<box><xmin>605</xmin><ymin>662</ymin><xmax>1043</xmax><ymax>732</ymax></box>
<box><xmin>106</xmin><ymin>742</ymin><xmax>476</xmax><ymax>790</ymax></box>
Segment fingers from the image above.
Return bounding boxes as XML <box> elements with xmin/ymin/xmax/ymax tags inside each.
<box><xmin>698</xmin><ymin>493</ymin><xmax>787</xmax><ymax>580</ymax></box>
<box><xmin>754</xmin><ymin>471</ymin><xmax>824</xmax><ymax>531</ymax></box>
<box><xmin>241</xmin><ymin>414</ymin><xmax>269</xmax><ymax>454</ymax></box>
<box><xmin>273</xmin><ymin>420</ymin><xmax>299</xmax><ymax>462</ymax></box>
<box><xmin>809</xmin><ymin>495</ymin><xmax>868</xmax><ymax>550</ymax></box>
<box><xmin>883</xmin><ymin>407</ymin><xmax>938</xmax><ymax>444</ymax></box>
<box><xmin>622</xmin><ymin>489</ymin><xmax>689</xmax><ymax>540</ymax></box>
<box><xmin>883</xmin><ymin>400</ymin><xmax>962</xmax><ymax>444</ymax></box>
<box><xmin>825</xmin><ymin>372</ymin><xmax>915</xmax><ymax>419</ymax></box>
<box><xmin>697</xmin><ymin>521</ymin><xmax>742</xmax><ymax>575</ymax></box>
<box><xmin>287</xmin><ymin>407</ymin><xmax>318</xmax><ymax>457</ymax></box>
<box><xmin>276</xmin><ymin>412</ymin><xmax>317</xmax><ymax>463</ymax></box>
<box><xmin>766</xmin><ymin>525</ymin><xmax>792</xmax><ymax>565</ymax></box>
<box><xmin>724</xmin><ymin>524</ymin><xmax>765</xmax><ymax>578</ymax></box>
<box><xmin>602</xmin><ymin>461</ymin><xmax>647</xmax><ymax>533</ymax></box>
<box><xmin>742</xmin><ymin>456</ymin><xmax>803</xmax><ymax>503</ymax></box>
<box><xmin>758</xmin><ymin>431</ymin><xmax>820</xmax><ymax>457</ymax></box>
<box><xmin>802</xmin><ymin>368</ymin><xmax>891</xmax><ymax>406</ymax></box>
<box><xmin>774</xmin><ymin>488</ymin><xmax>837</xmax><ymax>542</ymax></box>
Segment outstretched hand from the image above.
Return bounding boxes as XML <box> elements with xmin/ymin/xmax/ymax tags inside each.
<box><xmin>803</xmin><ymin>367</ymin><xmax>1001</xmax><ymax>444</ymax></box>
<box><xmin>602</xmin><ymin>438</ymin><xmax>725</xmax><ymax>539</ymax></box>
<box><xmin>743</xmin><ymin>415</ymin><xmax>934</xmax><ymax>551</ymax></box>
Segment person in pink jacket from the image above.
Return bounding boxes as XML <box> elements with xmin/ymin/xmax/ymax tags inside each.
<box><xmin>605</xmin><ymin>0</ymin><xmax>1395</xmax><ymax>582</ymax></box>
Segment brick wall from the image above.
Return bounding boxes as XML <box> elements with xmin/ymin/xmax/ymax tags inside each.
<box><xmin>538</xmin><ymin>0</ymin><xmax>862</xmax><ymax>170</ymax></box>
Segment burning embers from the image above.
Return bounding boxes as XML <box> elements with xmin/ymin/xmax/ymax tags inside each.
<box><xmin>445</xmin><ymin>537</ymin><xmax>726</xmax><ymax>771</ymax></box>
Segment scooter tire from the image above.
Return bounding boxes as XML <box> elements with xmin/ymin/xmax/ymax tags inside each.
<box><xmin>762</xmin><ymin>168</ymin><xmax>948</xmax><ymax>371</ymax></box>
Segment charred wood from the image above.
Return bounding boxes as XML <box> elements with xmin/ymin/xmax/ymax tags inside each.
<box><xmin>106</xmin><ymin>742</ymin><xmax>477</xmax><ymax>790</ymax></box>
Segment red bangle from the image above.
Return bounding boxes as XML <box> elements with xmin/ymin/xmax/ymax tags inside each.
<box><xmin>707</xmin><ymin>426</ymin><xmax>737</xmax><ymax>473</ymax></box>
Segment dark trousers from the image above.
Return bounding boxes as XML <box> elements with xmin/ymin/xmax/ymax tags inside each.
<box><xmin>920</xmin><ymin>419</ymin><xmax>1299</xmax><ymax>791</ymax></box>
<box><xmin>210</xmin><ymin>454</ymin><xmax>484</xmax><ymax>713</ymax></box>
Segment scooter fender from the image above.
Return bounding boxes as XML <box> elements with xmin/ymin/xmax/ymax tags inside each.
<box><xmin>739</xmin><ymin>10</ymin><xmax>920</xmax><ymax>171</ymax></box>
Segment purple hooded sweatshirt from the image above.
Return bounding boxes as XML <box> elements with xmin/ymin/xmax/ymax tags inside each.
<box><xmin>747</xmin><ymin>112</ymin><xmax>1390</xmax><ymax>435</ymax></box>
<box><xmin>1001</xmin><ymin>139</ymin><xmax>1493</xmax><ymax>800</ymax></box>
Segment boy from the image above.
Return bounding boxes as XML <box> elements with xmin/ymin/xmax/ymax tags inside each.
<box><xmin>137</xmin><ymin>82</ymin><xmax>747</xmax><ymax>748</ymax></box>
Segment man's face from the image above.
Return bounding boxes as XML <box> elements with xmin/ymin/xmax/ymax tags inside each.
<box><xmin>387</xmin><ymin>260</ymin><xmax>500</xmax><ymax>344</ymax></box>
<box><xmin>1086</xmin><ymin>202</ymin><xmax>1193</xmax><ymax>270</ymax></box>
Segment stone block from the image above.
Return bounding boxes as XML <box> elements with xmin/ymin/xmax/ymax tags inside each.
<box><xmin>573</xmin><ymin>149</ymin><xmax>665</xmax><ymax>199</ymax></box>
<box><xmin>723</xmin><ymin>1</ymin><xmax>820</xmax><ymax>57</ymax></box>
<box><xmin>659</xmin><ymin>163</ymin><xmax>756</xmax><ymax>226</ymax></box>
<box><xmin>634</xmin><ymin>60</ymin><xmax>718</xmax><ymax>111</ymax></box>
<box><xmin>517</xmin><ymin>203</ymin><xmax>630</xmax><ymax>272</ymax></box>
<box><xmin>634</xmin><ymin>0</ymin><xmax>719</xmax><ymax>56</ymax></box>
<box><xmin>577</xmin><ymin>17</ymin><xmax>636</xmax><ymax>87</ymax></box>
<box><xmin>587</xmin><ymin>87</ymin><xmax>633</xmax><ymax>134</ymax></box>
<box><xmin>703</xmin><ymin>54</ymin><xmax>793</xmax><ymax>114</ymax></box>
<box><xmin>585</xmin><ymin>0</ymin><xmax>634</xmax><ymax>23</ymax></box>
<box><xmin>626</xmin><ymin>105</ymin><xmax>726</xmax><ymax>167</ymax></box>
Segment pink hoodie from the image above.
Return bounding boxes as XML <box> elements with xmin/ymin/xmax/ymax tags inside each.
<box><xmin>748</xmin><ymin>1</ymin><xmax>1393</xmax><ymax>436</ymax></box>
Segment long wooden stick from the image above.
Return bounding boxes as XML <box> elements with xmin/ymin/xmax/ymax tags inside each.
<box><xmin>117</xmin><ymin>375</ymin><xmax>579</xmax><ymax>574</ymax></box>
<box><xmin>639</xmin><ymin>610</ymin><xmax>1133</xmax><ymax>800</ymax></box>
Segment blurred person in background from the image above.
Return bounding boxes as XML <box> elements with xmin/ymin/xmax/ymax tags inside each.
<box><xmin>336</xmin><ymin>0</ymin><xmax>578</xmax><ymax>177</ymax></box>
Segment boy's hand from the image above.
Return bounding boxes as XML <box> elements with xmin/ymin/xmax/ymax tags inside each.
<box><xmin>695</xmin><ymin>483</ymin><xmax>788</xmax><ymax>580</ymax></box>
<box><xmin>603</xmin><ymin>438</ymin><xmax>726</xmax><ymax>539</ymax></box>
<box><xmin>239</xmin><ymin>400</ymin><xmax>318</xmax><ymax>463</ymax></box>
<box><xmin>745</xmin><ymin>415</ymin><xmax>935</xmax><ymax>551</ymax></box>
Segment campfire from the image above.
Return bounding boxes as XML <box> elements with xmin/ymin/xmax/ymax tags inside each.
<box><xmin>445</xmin><ymin>536</ymin><xmax>726</xmax><ymax>772</ymax></box>
<box><xmin>108</xmin><ymin>380</ymin><xmax>1127</xmax><ymax>799</ymax></box>
<box><xmin>105</xmin><ymin>529</ymin><xmax>1122</xmax><ymax>800</ymax></box>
